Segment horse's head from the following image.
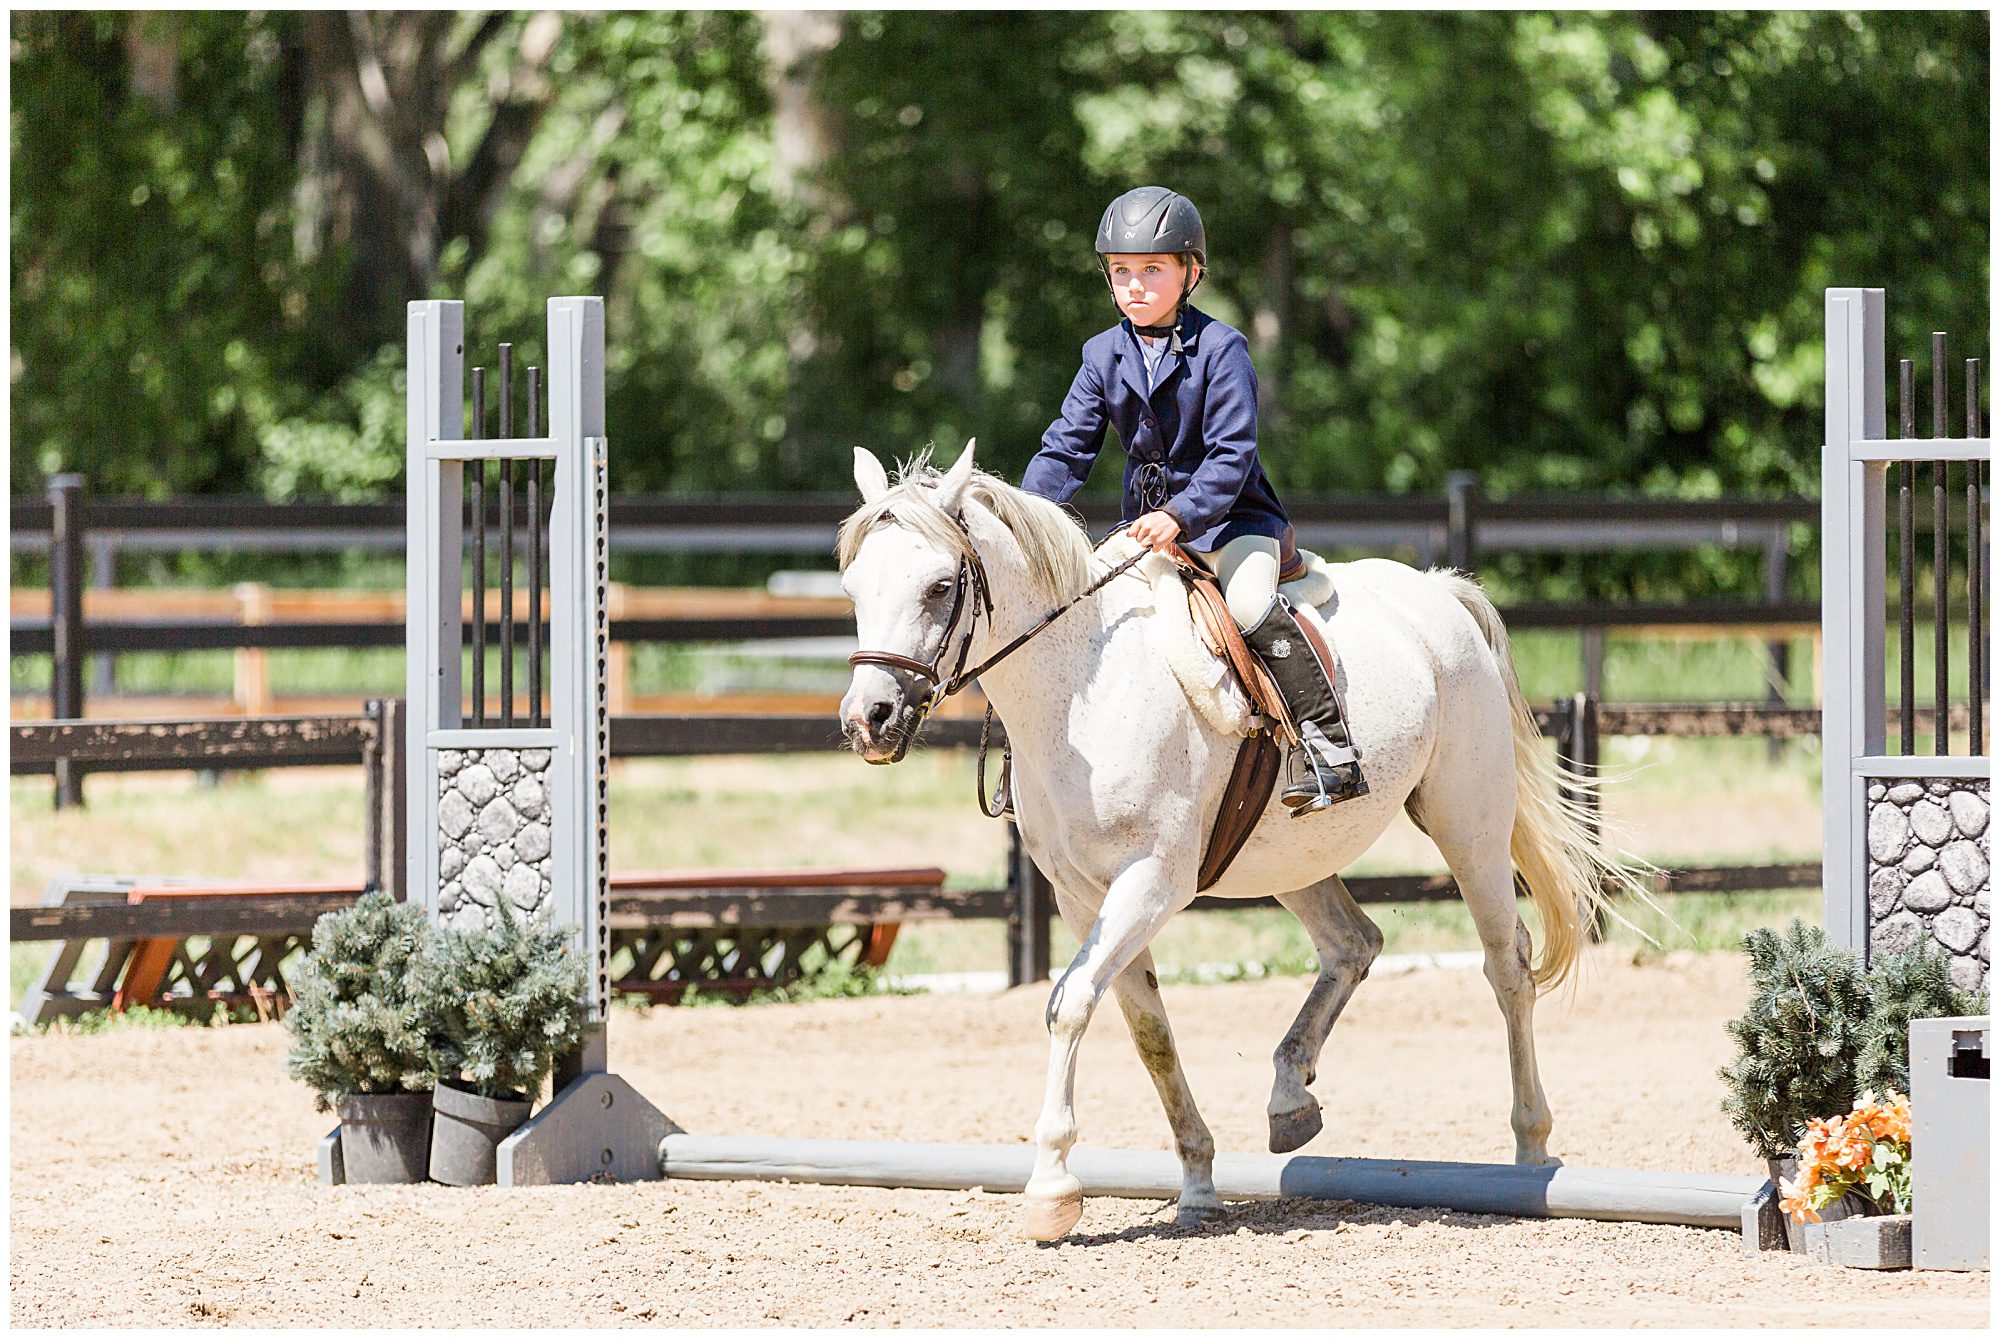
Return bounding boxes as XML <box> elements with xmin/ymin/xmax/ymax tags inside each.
<box><xmin>837</xmin><ymin>440</ymin><xmax>986</xmax><ymax>764</ymax></box>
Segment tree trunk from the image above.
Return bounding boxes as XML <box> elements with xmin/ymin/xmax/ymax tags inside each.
<box><xmin>931</xmin><ymin>160</ymin><xmax>991</xmax><ymax>408</ymax></box>
<box><xmin>290</xmin><ymin>12</ymin><xmax>559</xmax><ymax>349</ymax></box>
<box><xmin>758</xmin><ymin>11</ymin><xmax>843</xmax><ymax>211</ymax></box>
<box><xmin>1252</xmin><ymin>221</ymin><xmax>1295</xmax><ymax>416</ymax></box>
<box><xmin>124</xmin><ymin>16</ymin><xmax>179</xmax><ymax>113</ymax></box>
<box><xmin>757</xmin><ymin>11</ymin><xmax>845</xmax><ymax>481</ymax></box>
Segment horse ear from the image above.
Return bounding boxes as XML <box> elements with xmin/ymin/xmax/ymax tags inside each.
<box><xmin>933</xmin><ymin>438</ymin><xmax>977</xmax><ymax>514</ymax></box>
<box><xmin>853</xmin><ymin>448</ymin><xmax>891</xmax><ymax>505</ymax></box>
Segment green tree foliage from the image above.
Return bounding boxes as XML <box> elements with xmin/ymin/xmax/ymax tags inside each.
<box><xmin>11</xmin><ymin>12</ymin><xmax>337</xmax><ymax>494</ymax></box>
<box><xmin>283</xmin><ymin>891</ymin><xmax>438</xmax><ymax>1110</ymax></box>
<box><xmin>1856</xmin><ymin>943</ymin><xmax>1989</xmax><ymax>1096</ymax></box>
<box><xmin>422</xmin><ymin>901</ymin><xmax>585</xmax><ymax>1101</ymax></box>
<box><xmin>12</xmin><ymin>11</ymin><xmax>1988</xmax><ymax>598</ymax></box>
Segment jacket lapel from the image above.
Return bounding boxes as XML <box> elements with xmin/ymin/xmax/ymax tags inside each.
<box><xmin>1115</xmin><ymin>324</ymin><xmax>1154</xmax><ymax>407</ymax></box>
<box><xmin>1116</xmin><ymin>308</ymin><xmax>1206</xmax><ymax>408</ymax></box>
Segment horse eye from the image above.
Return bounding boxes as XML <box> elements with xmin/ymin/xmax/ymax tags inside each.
<box><xmin>927</xmin><ymin>579</ymin><xmax>953</xmax><ymax>599</ymax></box>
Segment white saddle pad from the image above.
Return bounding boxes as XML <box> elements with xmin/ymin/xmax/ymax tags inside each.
<box><xmin>1099</xmin><ymin>535</ymin><xmax>1335</xmax><ymax>739</ymax></box>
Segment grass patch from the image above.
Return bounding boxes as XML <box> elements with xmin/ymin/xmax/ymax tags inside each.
<box><xmin>31</xmin><ymin>1005</ymin><xmax>197</xmax><ymax>1035</ymax></box>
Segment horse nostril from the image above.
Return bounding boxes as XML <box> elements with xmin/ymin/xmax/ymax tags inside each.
<box><xmin>867</xmin><ymin>700</ymin><xmax>894</xmax><ymax>728</ymax></box>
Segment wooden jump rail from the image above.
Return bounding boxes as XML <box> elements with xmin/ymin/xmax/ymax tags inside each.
<box><xmin>13</xmin><ymin>866</ymin><xmax>951</xmax><ymax>1024</ymax></box>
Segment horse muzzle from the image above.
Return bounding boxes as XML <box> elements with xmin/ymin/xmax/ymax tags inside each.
<box><xmin>840</xmin><ymin>679</ymin><xmax>925</xmax><ymax>764</ymax></box>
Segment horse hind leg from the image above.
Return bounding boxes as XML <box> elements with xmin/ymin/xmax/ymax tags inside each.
<box><xmin>1267</xmin><ymin>874</ymin><xmax>1383</xmax><ymax>1153</ymax></box>
<box><xmin>1408</xmin><ymin>782</ymin><xmax>1557</xmax><ymax>1166</ymax></box>
<box><xmin>1108</xmin><ymin>950</ymin><xmax>1224</xmax><ymax>1226</ymax></box>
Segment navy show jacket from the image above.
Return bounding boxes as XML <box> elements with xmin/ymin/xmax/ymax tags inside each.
<box><xmin>1020</xmin><ymin>305</ymin><xmax>1290</xmax><ymax>551</ymax></box>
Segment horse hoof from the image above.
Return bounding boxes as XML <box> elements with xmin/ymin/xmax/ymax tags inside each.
<box><xmin>1021</xmin><ymin>1193</ymin><xmax>1084</xmax><ymax>1241</ymax></box>
<box><xmin>1268</xmin><ymin>1104</ymin><xmax>1324</xmax><ymax>1153</ymax></box>
<box><xmin>1175</xmin><ymin>1200</ymin><xmax>1228</xmax><ymax>1229</ymax></box>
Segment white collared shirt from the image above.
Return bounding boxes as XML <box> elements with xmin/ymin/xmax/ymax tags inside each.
<box><xmin>1138</xmin><ymin>333</ymin><xmax>1169</xmax><ymax>391</ymax></box>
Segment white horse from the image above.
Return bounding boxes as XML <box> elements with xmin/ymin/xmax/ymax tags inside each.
<box><xmin>836</xmin><ymin>441</ymin><xmax>1646</xmax><ymax>1241</ymax></box>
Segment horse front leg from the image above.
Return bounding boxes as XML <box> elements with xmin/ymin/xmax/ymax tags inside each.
<box><xmin>1022</xmin><ymin>854</ymin><xmax>1183</xmax><ymax>1241</ymax></box>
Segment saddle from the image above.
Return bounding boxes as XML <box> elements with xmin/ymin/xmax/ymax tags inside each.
<box><xmin>988</xmin><ymin>535</ymin><xmax>1327</xmax><ymax>893</ymax></box>
<box><xmin>1160</xmin><ymin>544</ymin><xmax>1298</xmax><ymax>892</ymax></box>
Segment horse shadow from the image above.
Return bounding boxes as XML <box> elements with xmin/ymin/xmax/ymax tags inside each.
<box><xmin>1039</xmin><ymin>1190</ymin><xmax>1538</xmax><ymax>1249</ymax></box>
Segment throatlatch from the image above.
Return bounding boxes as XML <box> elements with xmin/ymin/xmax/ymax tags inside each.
<box><xmin>1240</xmin><ymin>594</ymin><xmax>1368</xmax><ymax>816</ymax></box>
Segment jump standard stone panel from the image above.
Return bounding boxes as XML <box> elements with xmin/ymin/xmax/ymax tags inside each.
<box><xmin>435</xmin><ymin>746</ymin><xmax>555</xmax><ymax>934</ymax></box>
<box><xmin>1866</xmin><ymin>777</ymin><xmax>1989</xmax><ymax>990</ymax></box>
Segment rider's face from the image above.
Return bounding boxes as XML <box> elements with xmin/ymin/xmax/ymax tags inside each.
<box><xmin>1104</xmin><ymin>253</ymin><xmax>1196</xmax><ymax>327</ymax></box>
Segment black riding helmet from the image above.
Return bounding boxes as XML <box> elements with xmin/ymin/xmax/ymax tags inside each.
<box><xmin>1095</xmin><ymin>186</ymin><xmax>1206</xmax><ymax>337</ymax></box>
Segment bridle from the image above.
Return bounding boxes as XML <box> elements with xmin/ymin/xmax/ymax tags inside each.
<box><xmin>846</xmin><ymin>508</ymin><xmax>1149</xmax><ymax>815</ymax></box>
<box><xmin>845</xmin><ymin>510</ymin><xmax>995</xmax><ymax>721</ymax></box>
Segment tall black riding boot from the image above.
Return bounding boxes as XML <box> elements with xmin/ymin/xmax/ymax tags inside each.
<box><xmin>1240</xmin><ymin>594</ymin><xmax>1368</xmax><ymax>815</ymax></box>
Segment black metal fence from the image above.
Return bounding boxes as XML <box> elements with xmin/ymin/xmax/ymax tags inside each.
<box><xmin>16</xmin><ymin>475</ymin><xmax>1831</xmax><ymax>733</ymax></box>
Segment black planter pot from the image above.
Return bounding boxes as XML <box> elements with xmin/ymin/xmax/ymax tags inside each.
<box><xmin>336</xmin><ymin>1092</ymin><xmax>434</xmax><ymax>1184</ymax></box>
<box><xmin>1768</xmin><ymin>1155</ymin><xmax>1877</xmax><ymax>1254</ymax></box>
<box><xmin>429</xmin><ymin>1080</ymin><xmax>534</xmax><ymax>1186</ymax></box>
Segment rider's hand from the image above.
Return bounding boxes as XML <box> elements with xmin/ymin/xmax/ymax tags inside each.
<box><xmin>1129</xmin><ymin>509</ymin><xmax>1182</xmax><ymax>553</ymax></box>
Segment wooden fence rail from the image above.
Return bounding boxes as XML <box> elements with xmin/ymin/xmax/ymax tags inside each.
<box><xmin>15</xmin><ymin>471</ymin><xmax>1832</xmax><ymax>726</ymax></box>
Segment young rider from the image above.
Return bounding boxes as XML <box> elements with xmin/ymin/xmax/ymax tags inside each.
<box><xmin>1019</xmin><ymin>186</ymin><xmax>1367</xmax><ymax>813</ymax></box>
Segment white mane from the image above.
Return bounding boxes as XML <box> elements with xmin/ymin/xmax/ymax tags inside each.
<box><xmin>835</xmin><ymin>450</ymin><xmax>1096</xmax><ymax>606</ymax></box>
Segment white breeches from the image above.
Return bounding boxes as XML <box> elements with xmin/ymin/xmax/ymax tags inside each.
<box><xmin>1191</xmin><ymin>534</ymin><xmax>1281</xmax><ymax>630</ymax></box>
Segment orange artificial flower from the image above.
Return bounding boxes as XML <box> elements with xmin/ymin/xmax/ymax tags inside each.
<box><xmin>1782</xmin><ymin>1089</ymin><xmax>1916</xmax><ymax>1222</ymax></box>
<box><xmin>1779</xmin><ymin>1177</ymin><xmax>1820</xmax><ymax>1224</ymax></box>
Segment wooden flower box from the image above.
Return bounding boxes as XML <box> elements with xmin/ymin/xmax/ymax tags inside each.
<box><xmin>1804</xmin><ymin>1213</ymin><xmax>1913</xmax><ymax>1270</ymax></box>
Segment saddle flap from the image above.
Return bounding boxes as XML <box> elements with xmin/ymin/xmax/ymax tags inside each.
<box><xmin>1176</xmin><ymin>555</ymin><xmax>1296</xmax><ymax>745</ymax></box>
<box><xmin>1197</xmin><ymin>731</ymin><xmax>1281</xmax><ymax>892</ymax></box>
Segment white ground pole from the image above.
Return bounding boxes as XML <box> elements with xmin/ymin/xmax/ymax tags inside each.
<box><xmin>320</xmin><ymin>297</ymin><xmax>671</xmax><ymax>1186</ymax></box>
<box><xmin>661</xmin><ymin>1136</ymin><xmax>1765</xmax><ymax>1231</ymax></box>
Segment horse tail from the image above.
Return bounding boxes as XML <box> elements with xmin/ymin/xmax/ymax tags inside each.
<box><xmin>1433</xmin><ymin>571</ymin><xmax>1657</xmax><ymax>992</ymax></box>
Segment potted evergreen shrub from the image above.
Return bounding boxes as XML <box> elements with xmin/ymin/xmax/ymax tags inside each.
<box><xmin>1718</xmin><ymin>922</ymin><xmax>1873</xmax><ymax>1249</ymax></box>
<box><xmin>1856</xmin><ymin>943</ymin><xmax>1987</xmax><ymax>1094</ymax></box>
<box><xmin>284</xmin><ymin>891</ymin><xmax>438</xmax><ymax>1184</ymax></box>
<box><xmin>421</xmin><ymin>898</ymin><xmax>586</xmax><ymax>1186</ymax></box>
<box><xmin>1720</xmin><ymin>923</ymin><xmax>1989</xmax><ymax>1256</ymax></box>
